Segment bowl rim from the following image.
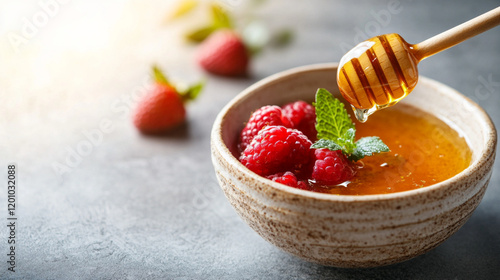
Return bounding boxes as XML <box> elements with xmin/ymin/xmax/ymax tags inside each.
<box><xmin>211</xmin><ymin>62</ymin><xmax>497</xmax><ymax>202</ymax></box>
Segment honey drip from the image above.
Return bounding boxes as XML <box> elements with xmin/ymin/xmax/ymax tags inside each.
<box><xmin>337</xmin><ymin>33</ymin><xmax>419</xmax><ymax>122</ymax></box>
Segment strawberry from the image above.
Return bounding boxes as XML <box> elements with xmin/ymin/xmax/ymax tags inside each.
<box><xmin>133</xmin><ymin>66</ymin><xmax>203</xmax><ymax>134</ymax></box>
<box><xmin>196</xmin><ymin>30</ymin><xmax>250</xmax><ymax>76</ymax></box>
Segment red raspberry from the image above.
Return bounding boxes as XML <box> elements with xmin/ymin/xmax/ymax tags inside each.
<box><xmin>282</xmin><ymin>101</ymin><xmax>317</xmax><ymax>141</ymax></box>
<box><xmin>312</xmin><ymin>149</ymin><xmax>355</xmax><ymax>185</ymax></box>
<box><xmin>239</xmin><ymin>106</ymin><xmax>291</xmax><ymax>151</ymax></box>
<box><xmin>240</xmin><ymin>126</ymin><xmax>312</xmax><ymax>176</ymax></box>
<box><xmin>267</xmin><ymin>171</ymin><xmax>309</xmax><ymax>190</ymax></box>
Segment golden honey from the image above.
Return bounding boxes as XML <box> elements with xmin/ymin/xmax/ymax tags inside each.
<box><xmin>309</xmin><ymin>104</ymin><xmax>471</xmax><ymax>195</ymax></box>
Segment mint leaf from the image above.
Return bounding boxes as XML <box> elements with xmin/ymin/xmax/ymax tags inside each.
<box><xmin>314</xmin><ymin>88</ymin><xmax>354</xmax><ymax>141</ymax></box>
<box><xmin>311</xmin><ymin>139</ymin><xmax>342</xmax><ymax>151</ymax></box>
<box><xmin>336</xmin><ymin>128</ymin><xmax>356</xmax><ymax>154</ymax></box>
<box><xmin>349</xmin><ymin>137</ymin><xmax>390</xmax><ymax>161</ymax></box>
<box><xmin>315</xmin><ymin>128</ymin><xmax>356</xmax><ymax>154</ymax></box>
<box><xmin>312</xmin><ymin>88</ymin><xmax>389</xmax><ymax>162</ymax></box>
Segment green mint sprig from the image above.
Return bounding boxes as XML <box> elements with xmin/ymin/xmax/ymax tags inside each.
<box><xmin>311</xmin><ymin>88</ymin><xmax>389</xmax><ymax>161</ymax></box>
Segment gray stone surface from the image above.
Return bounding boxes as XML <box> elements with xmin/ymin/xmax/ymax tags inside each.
<box><xmin>0</xmin><ymin>0</ymin><xmax>499</xmax><ymax>279</ymax></box>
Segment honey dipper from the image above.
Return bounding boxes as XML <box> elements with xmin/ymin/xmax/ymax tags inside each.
<box><xmin>337</xmin><ymin>6</ymin><xmax>500</xmax><ymax>122</ymax></box>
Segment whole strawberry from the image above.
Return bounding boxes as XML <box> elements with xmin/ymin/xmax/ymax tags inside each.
<box><xmin>196</xmin><ymin>30</ymin><xmax>249</xmax><ymax>76</ymax></box>
<box><xmin>240</xmin><ymin>125</ymin><xmax>312</xmax><ymax>176</ymax></box>
<box><xmin>133</xmin><ymin>66</ymin><xmax>203</xmax><ymax>134</ymax></box>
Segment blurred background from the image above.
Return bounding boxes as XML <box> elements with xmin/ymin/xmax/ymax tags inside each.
<box><xmin>0</xmin><ymin>0</ymin><xmax>499</xmax><ymax>279</ymax></box>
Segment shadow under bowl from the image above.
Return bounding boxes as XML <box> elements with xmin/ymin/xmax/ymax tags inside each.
<box><xmin>210</xmin><ymin>63</ymin><xmax>497</xmax><ymax>268</ymax></box>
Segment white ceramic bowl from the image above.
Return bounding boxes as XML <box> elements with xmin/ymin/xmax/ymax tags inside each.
<box><xmin>211</xmin><ymin>63</ymin><xmax>497</xmax><ymax>267</ymax></box>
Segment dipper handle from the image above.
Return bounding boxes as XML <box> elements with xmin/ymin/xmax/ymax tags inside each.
<box><xmin>413</xmin><ymin>6</ymin><xmax>500</xmax><ymax>60</ymax></box>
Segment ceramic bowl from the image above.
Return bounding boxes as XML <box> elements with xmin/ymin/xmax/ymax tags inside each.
<box><xmin>210</xmin><ymin>63</ymin><xmax>497</xmax><ymax>267</ymax></box>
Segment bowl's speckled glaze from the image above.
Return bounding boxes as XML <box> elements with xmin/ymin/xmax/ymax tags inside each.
<box><xmin>210</xmin><ymin>63</ymin><xmax>497</xmax><ymax>267</ymax></box>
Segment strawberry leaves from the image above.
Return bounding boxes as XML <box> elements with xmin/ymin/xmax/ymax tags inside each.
<box><xmin>185</xmin><ymin>3</ymin><xmax>233</xmax><ymax>42</ymax></box>
<box><xmin>152</xmin><ymin>65</ymin><xmax>204</xmax><ymax>103</ymax></box>
<box><xmin>179</xmin><ymin>80</ymin><xmax>205</xmax><ymax>102</ymax></box>
<box><xmin>167</xmin><ymin>0</ymin><xmax>199</xmax><ymax>21</ymax></box>
<box><xmin>152</xmin><ymin>65</ymin><xmax>172</xmax><ymax>86</ymax></box>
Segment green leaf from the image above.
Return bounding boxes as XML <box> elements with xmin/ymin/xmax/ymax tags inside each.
<box><xmin>152</xmin><ymin>65</ymin><xmax>171</xmax><ymax>86</ymax></box>
<box><xmin>314</xmin><ymin>88</ymin><xmax>355</xmax><ymax>141</ymax></box>
<box><xmin>152</xmin><ymin>65</ymin><xmax>204</xmax><ymax>103</ymax></box>
<box><xmin>349</xmin><ymin>137</ymin><xmax>390</xmax><ymax>161</ymax></box>
<box><xmin>179</xmin><ymin>79</ymin><xmax>205</xmax><ymax>102</ymax></box>
<box><xmin>312</xmin><ymin>88</ymin><xmax>389</xmax><ymax>162</ymax></box>
<box><xmin>311</xmin><ymin>139</ymin><xmax>343</xmax><ymax>151</ymax></box>
<box><xmin>270</xmin><ymin>29</ymin><xmax>294</xmax><ymax>48</ymax></box>
<box><xmin>211</xmin><ymin>3</ymin><xmax>232</xmax><ymax>28</ymax></box>
<box><xmin>168</xmin><ymin>0</ymin><xmax>199</xmax><ymax>21</ymax></box>
<box><xmin>185</xmin><ymin>3</ymin><xmax>232</xmax><ymax>43</ymax></box>
<box><xmin>185</xmin><ymin>25</ymin><xmax>217</xmax><ymax>42</ymax></box>
<box><xmin>336</xmin><ymin>128</ymin><xmax>356</xmax><ymax>154</ymax></box>
<box><xmin>313</xmin><ymin>128</ymin><xmax>357</xmax><ymax>155</ymax></box>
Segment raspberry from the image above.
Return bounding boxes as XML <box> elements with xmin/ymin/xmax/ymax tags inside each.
<box><xmin>267</xmin><ymin>171</ymin><xmax>309</xmax><ymax>190</ymax></box>
<box><xmin>282</xmin><ymin>101</ymin><xmax>317</xmax><ymax>141</ymax></box>
<box><xmin>239</xmin><ymin>106</ymin><xmax>291</xmax><ymax>151</ymax></box>
<box><xmin>239</xmin><ymin>126</ymin><xmax>312</xmax><ymax>176</ymax></box>
<box><xmin>312</xmin><ymin>149</ymin><xmax>356</xmax><ymax>185</ymax></box>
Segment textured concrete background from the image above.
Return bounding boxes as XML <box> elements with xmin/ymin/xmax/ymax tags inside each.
<box><xmin>0</xmin><ymin>0</ymin><xmax>499</xmax><ymax>279</ymax></box>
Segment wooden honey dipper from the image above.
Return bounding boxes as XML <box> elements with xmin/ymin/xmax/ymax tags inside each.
<box><xmin>338</xmin><ymin>6</ymin><xmax>500</xmax><ymax>122</ymax></box>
